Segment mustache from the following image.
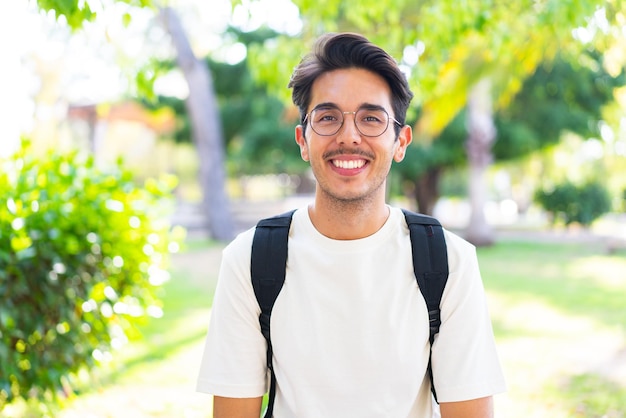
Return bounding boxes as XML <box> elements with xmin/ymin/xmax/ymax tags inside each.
<box><xmin>323</xmin><ymin>149</ymin><xmax>374</xmax><ymax>160</ymax></box>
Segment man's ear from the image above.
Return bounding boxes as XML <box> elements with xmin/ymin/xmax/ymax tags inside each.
<box><xmin>295</xmin><ymin>125</ymin><xmax>309</xmax><ymax>162</ymax></box>
<box><xmin>394</xmin><ymin>125</ymin><xmax>412</xmax><ymax>162</ymax></box>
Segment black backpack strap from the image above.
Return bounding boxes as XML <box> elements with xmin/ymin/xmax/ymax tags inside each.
<box><xmin>251</xmin><ymin>210</ymin><xmax>296</xmax><ymax>418</ymax></box>
<box><xmin>402</xmin><ymin>209</ymin><xmax>449</xmax><ymax>403</ymax></box>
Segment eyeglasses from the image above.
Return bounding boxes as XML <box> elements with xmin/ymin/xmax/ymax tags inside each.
<box><xmin>303</xmin><ymin>105</ymin><xmax>402</xmax><ymax>137</ymax></box>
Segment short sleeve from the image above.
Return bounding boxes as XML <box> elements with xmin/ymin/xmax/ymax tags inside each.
<box><xmin>431</xmin><ymin>231</ymin><xmax>507</xmax><ymax>402</ymax></box>
<box><xmin>196</xmin><ymin>229</ymin><xmax>269</xmax><ymax>397</ymax></box>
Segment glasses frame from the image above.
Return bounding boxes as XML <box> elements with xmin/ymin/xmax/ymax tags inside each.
<box><xmin>303</xmin><ymin>105</ymin><xmax>403</xmax><ymax>137</ymax></box>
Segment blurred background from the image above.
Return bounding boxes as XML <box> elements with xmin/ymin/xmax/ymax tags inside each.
<box><xmin>1</xmin><ymin>0</ymin><xmax>625</xmax><ymax>417</ymax></box>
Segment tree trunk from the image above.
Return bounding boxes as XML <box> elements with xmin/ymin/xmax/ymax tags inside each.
<box><xmin>465</xmin><ymin>78</ymin><xmax>496</xmax><ymax>246</ymax></box>
<box><xmin>159</xmin><ymin>7</ymin><xmax>234</xmax><ymax>241</ymax></box>
<box><xmin>414</xmin><ymin>167</ymin><xmax>442</xmax><ymax>216</ymax></box>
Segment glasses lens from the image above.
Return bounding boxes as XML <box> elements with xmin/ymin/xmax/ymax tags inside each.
<box><xmin>310</xmin><ymin>108</ymin><xmax>343</xmax><ymax>136</ymax></box>
<box><xmin>355</xmin><ymin>108</ymin><xmax>389</xmax><ymax>137</ymax></box>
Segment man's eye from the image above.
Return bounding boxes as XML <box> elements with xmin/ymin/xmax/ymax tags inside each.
<box><xmin>314</xmin><ymin>110</ymin><xmax>341</xmax><ymax>123</ymax></box>
<box><xmin>360</xmin><ymin>113</ymin><xmax>384</xmax><ymax>123</ymax></box>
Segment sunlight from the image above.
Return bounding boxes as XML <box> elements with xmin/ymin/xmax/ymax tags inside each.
<box><xmin>568</xmin><ymin>255</ymin><xmax>626</xmax><ymax>288</ymax></box>
<box><xmin>231</xmin><ymin>0</ymin><xmax>302</xmax><ymax>35</ymax></box>
<box><xmin>0</xmin><ymin>2</ymin><xmax>40</xmax><ymax>156</ymax></box>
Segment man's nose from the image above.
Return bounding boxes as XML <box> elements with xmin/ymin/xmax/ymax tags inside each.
<box><xmin>336</xmin><ymin>112</ymin><xmax>361</xmax><ymax>144</ymax></box>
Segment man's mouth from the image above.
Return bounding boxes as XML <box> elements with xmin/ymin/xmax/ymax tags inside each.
<box><xmin>331</xmin><ymin>159</ymin><xmax>366</xmax><ymax>169</ymax></box>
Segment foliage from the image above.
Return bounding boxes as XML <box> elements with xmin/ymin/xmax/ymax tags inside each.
<box><xmin>0</xmin><ymin>141</ymin><xmax>179</xmax><ymax>411</ymax></box>
<box><xmin>36</xmin><ymin>0</ymin><xmax>154</xmax><ymax>30</ymax></box>
<box><xmin>494</xmin><ymin>51</ymin><xmax>626</xmax><ymax>160</ymax></box>
<box><xmin>395</xmin><ymin>51</ymin><xmax>625</xmax><ymax>190</ymax></box>
<box><xmin>397</xmin><ymin>109</ymin><xmax>468</xmax><ymax>179</ymax></box>
<box><xmin>208</xmin><ymin>52</ymin><xmax>299</xmax><ymax>176</ymax></box>
<box><xmin>534</xmin><ymin>181</ymin><xmax>612</xmax><ymax>226</ymax></box>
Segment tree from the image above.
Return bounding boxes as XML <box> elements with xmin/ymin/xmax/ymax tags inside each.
<box><xmin>465</xmin><ymin>79</ymin><xmax>497</xmax><ymax>244</ymax></box>
<box><xmin>398</xmin><ymin>51</ymin><xmax>625</xmax><ymax>221</ymax></box>
<box><xmin>158</xmin><ymin>7</ymin><xmax>234</xmax><ymax>241</ymax></box>
<box><xmin>36</xmin><ymin>0</ymin><xmax>235</xmax><ymax>241</ymax></box>
<box><xmin>242</xmin><ymin>0</ymin><xmax>626</xmax><ymax>244</ymax></box>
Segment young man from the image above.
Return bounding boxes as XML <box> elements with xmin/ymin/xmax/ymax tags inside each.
<box><xmin>197</xmin><ymin>33</ymin><xmax>506</xmax><ymax>417</ymax></box>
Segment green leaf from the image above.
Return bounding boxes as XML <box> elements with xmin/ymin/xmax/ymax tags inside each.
<box><xmin>0</xmin><ymin>139</ymin><xmax>180</xmax><ymax>408</ymax></box>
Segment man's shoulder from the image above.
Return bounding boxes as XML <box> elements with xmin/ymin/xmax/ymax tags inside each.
<box><xmin>229</xmin><ymin>206</ymin><xmax>303</xmax><ymax>247</ymax></box>
<box><xmin>222</xmin><ymin>226</ymin><xmax>256</xmax><ymax>260</ymax></box>
<box><xmin>442</xmin><ymin>228</ymin><xmax>475</xmax><ymax>253</ymax></box>
<box><xmin>389</xmin><ymin>206</ymin><xmax>475</xmax><ymax>253</ymax></box>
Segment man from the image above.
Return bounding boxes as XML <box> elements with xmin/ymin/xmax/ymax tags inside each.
<box><xmin>197</xmin><ymin>32</ymin><xmax>506</xmax><ymax>417</ymax></box>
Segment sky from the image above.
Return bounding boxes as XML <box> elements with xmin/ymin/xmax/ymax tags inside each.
<box><xmin>0</xmin><ymin>1</ymin><xmax>41</xmax><ymax>156</ymax></box>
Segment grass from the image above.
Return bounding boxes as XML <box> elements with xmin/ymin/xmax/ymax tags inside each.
<box><xmin>478</xmin><ymin>240</ymin><xmax>626</xmax><ymax>418</ymax></box>
<box><xmin>54</xmin><ymin>244</ymin><xmax>222</xmax><ymax>418</ymax></box>
<box><xmin>479</xmin><ymin>241</ymin><xmax>626</xmax><ymax>332</ymax></box>
<box><xmin>109</xmin><ymin>268</ymin><xmax>214</xmax><ymax>380</ymax></box>
<box><xmin>547</xmin><ymin>373</ymin><xmax>626</xmax><ymax>417</ymax></box>
<box><xmin>7</xmin><ymin>238</ymin><xmax>626</xmax><ymax>417</ymax></box>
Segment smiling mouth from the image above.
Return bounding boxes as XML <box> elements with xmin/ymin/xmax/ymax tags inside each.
<box><xmin>332</xmin><ymin>159</ymin><xmax>366</xmax><ymax>169</ymax></box>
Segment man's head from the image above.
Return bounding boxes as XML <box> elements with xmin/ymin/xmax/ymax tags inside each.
<box><xmin>288</xmin><ymin>33</ymin><xmax>414</xmax><ymax>137</ymax></box>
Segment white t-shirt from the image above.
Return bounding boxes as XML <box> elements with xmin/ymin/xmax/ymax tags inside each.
<box><xmin>197</xmin><ymin>207</ymin><xmax>506</xmax><ymax>417</ymax></box>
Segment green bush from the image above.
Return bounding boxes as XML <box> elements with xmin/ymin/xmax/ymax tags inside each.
<box><xmin>0</xmin><ymin>142</ymin><xmax>180</xmax><ymax>410</ymax></box>
<box><xmin>534</xmin><ymin>180</ymin><xmax>612</xmax><ymax>226</ymax></box>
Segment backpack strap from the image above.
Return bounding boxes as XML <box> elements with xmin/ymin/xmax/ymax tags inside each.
<box><xmin>251</xmin><ymin>210</ymin><xmax>296</xmax><ymax>418</ymax></box>
<box><xmin>251</xmin><ymin>208</ymin><xmax>449</xmax><ymax>413</ymax></box>
<box><xmin>402</xmin><ymin>209</ymin><xmax>449</xmax><ymax>403</ymax></box>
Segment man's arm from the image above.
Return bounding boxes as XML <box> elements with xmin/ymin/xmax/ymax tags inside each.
<box><xmin>440</xmin><ymin>396</ymin><xmax>494</xmax><ymax>418</ymax></box>
<box><xmin>213</xmin><ymin>396</ymin><xmax>263</xmax><ymax>418</ymax></box>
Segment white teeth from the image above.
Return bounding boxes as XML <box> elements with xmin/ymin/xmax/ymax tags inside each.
<box><xmin>333</xmin><ymin>160</ymin><xmax>365</xmax><ymax>169</ymax></box>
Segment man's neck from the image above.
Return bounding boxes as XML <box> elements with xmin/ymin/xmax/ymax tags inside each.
<box><xmin>307</xmin><ymin>197</ymin><xmax>390</xmax><ymax>240</ymax></box>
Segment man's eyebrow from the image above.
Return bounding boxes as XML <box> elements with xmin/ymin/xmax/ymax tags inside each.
<box><xmin>359</xmin><ymin>103</ymin><xmax>387</xmax><ymax>111</ymax></box>
<box><xmin>311</xmin><ymin>102</ymin><xmax>388</xmax><ymax>111</ymax></box>
<box><xmin>311</xmin><ymin>102</ymin><xmax>339</xmax><ymax>111</ymax></box>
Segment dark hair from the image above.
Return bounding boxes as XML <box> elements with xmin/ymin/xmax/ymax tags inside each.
<box><xmin>288</xmin><ymin>33</ymin><xmax>414</xmax><ymax>136</ymax></box>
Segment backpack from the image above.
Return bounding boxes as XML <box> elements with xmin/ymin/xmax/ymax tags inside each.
<box><xmin>251</xmin><ymin>208</ymin><xmax>449</xmax><ymax>417</ymax></box>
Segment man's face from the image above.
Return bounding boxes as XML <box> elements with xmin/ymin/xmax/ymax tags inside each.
<box><xmin>295</xmin><ymin>67</ymin><xmax>412</xmax><ymax>205</ymax></box>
